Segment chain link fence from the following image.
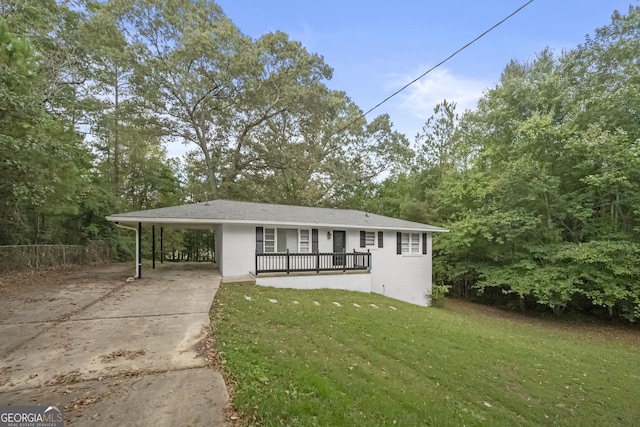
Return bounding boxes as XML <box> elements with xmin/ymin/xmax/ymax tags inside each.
<box><xmin>0</xmin><ymin>242</ymin><xmax>112</xmax><ymax>273</ymax></box>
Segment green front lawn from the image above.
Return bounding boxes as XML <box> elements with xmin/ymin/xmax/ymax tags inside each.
<box><xmin>211</xmin><ymin>285</ymin><xmax>640</xmax><ymax>426</ymax></box>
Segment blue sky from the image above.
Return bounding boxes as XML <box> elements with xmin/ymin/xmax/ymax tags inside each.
<box><xmin>217</xmin><ymin>0</ymin><xmax>638</xmax><ymax>141</ymax></box>
<box><xmin>211</xmin><ymin>1</ymin><xmax>634</xmax><ymax>145</ymax></box>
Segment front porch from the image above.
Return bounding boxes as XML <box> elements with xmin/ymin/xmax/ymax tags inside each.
<box><xmin>255</xmin><ymin>250</ymin><xmax>371</xmax><ymax>275</ymax></box>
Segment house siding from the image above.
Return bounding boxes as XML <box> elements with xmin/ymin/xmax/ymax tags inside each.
<box><xmin>219</xmin><ymin>224</ymin><xmax>433</xmax><ymax>307</ymax></box>
<box><xmin>214</xmin><ymin>224</ymin><xmax>224</xmax><ymax>274</ymax></box>
<box><xmin>370</xmin><ymin>232</ymin><xmax>432</xmax><ymax>306</ymax></box>
<box><xmin>219</xmin><ymin>223</ymin><xmax>255</xmax><ymax>276</ymax></box>
<box><xmin>319</xmin><ymin>227</ymin><xmax>339</xmax><ymax>252</ymax></box>
<box><xmin>256</xmin><ymin>273</ymin><xmax>371</xmax><ymax>293</ymax></box>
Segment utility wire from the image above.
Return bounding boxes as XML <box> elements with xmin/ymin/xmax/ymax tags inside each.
<box><xmin>332</xmin><ymin>0</ymin><xmax>534</xmax><ymax>137</ymax></box>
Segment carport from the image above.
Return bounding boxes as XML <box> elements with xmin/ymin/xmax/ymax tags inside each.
<box><xmin>108</xmin><ymin>218</ymin><xmax>218</xmax><ymax>279</ymax></box>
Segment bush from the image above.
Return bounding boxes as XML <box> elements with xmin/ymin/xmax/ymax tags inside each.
<box><xmin>428</xmin><ymin>284</ymin><xmax>451</xmax><ymax>307</ymax></box>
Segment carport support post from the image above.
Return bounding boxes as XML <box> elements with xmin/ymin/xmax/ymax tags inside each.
<box><xmin>137</xmin><ymin>222</ymin><xmax>142</xmax><ymax>279</ymax></box>
<box><xmin>152</xmin><ymin>225</ymin><xmax>156</xmax><ymax>269</ymax></box>
<box><xmin>160</xmin><ymin>227</ymin><xmax>164</xmax><ymax>264</ymax></box>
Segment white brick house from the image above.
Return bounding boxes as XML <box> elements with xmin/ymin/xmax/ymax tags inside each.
<box><xmin>107</xmin><ymin>200</ymin><xmax>448</xmax><ymax>306</ymax></box>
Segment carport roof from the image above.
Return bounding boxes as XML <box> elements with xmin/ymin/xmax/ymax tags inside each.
<box><xmin>106</xmin><ymin>199</ymin><xmax>448</xmax><ymax>232</ymax></box>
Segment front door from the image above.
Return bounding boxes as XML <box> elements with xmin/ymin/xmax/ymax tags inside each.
<box><xmin>333</xmin><ymin>230</ymin><xmax>346</xmax><ymax>266</ymax></box>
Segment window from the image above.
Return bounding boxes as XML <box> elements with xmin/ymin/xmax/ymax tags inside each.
<box><xmin>263</xmin><ymin>228</ymin><xmax>311</xmax><ymax>253</ymax></box>
<box><xmin>411</xmin><ymin>233</ymin><xmax>420</xmax><ymax>253</ymax></box>
<box><xmin>365</xmin><ymin>231</ymin><xmax>375</xmax><ymax>246</ymax></box>
<box><xmin>264</xmin><ymin>228</ymin><xmax>275</xmax><ymax>253</ymax></box>
<box><xmin>360</xmin><ymin>230</ymin><xmax>378</xmax><ymax>248</ymax></box>
<box><xmin>401</xmin><ymin>233</ymin><xmax>410</xmax><ymax>253</ymax></box>
<box><xmin>299</xmin><ymin>230</ymin><xmax>310</xmax><ymax>253</ymax></box>
<box><xmin>401</xmin><ymin>233</ymin><xmax>420</xmax><ymax>254</ymax></box>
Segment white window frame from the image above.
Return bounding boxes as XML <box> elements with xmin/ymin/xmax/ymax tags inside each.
<box><xmin>299</xmin><ymin>229</ymin><xmax>310</xmax><ymax>253</ymax></box>
<box><xmin>264</xmin><ymin>228</ymin><xmax>276</xmax><ymax>253</ymax></box>
<box><xmin>264</xmin><ymin>227</ymin><xmax>310</xmax><ymax>253</ymax></box>
<box><xmin>401</xmin><ymin>232</ymin><xmax>420</xmax><ymax>254</ymax></box>
<box><xmin>364</xmin><ymin>231</ymin><xmax>376</xmax><ymax>247</ymax></box>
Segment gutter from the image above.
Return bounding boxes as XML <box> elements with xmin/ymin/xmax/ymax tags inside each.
<box><xmin>106</xmin><ymin>216</ymin><xmax>449</xmax><ymax>233</ymax></box>
<box><xmin>113</xmin><ymin>222</ymin><xmax>140</xmax><ymax>279</ymax></box>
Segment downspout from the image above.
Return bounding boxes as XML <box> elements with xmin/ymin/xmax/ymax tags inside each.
<box><xmin>114</xmin><ymin>222</ymin><xmax>140</xmax><ymax>279</ymax></box>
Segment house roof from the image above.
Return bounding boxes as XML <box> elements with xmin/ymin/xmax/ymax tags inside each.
<box><xmin>106</xmin><ymin>200</ymin><xmax>449</xmax><ymax>232</ymax></box>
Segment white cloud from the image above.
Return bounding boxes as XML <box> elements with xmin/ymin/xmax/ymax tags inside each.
<box><xmin>384</xmin><ymin>67</ymin><xmax>491</xmax><ymax>121</ymax></box>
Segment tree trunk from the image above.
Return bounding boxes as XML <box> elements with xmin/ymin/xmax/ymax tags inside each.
<box><xmin>544</xmin><ymin>191</ymin><xmax>553</xmax><ymax>229</ymax></box>
<box><xmin>113</xmin><ymin>69</ymin><xmax>120</xmax><ymax>189</ymax></box>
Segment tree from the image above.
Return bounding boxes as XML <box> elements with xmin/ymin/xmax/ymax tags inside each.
<box><xmin>114</xmin><ymin>0</ymin><xmax>246</xmax><ymax>198</ymax></box>
<box><xmin>115</xmin><ymin>0</ymin><xmax>410</xmax><ymax>206</ymax></box>
<box><xmin>81</xmin><ymin>0</ymin><xmax>139</xmax><ymax>192</ymax></box>
<box><xmin>561</xmin><ymin>6</ymin><xmax>640</xmax><ymax>141</ymax></box>
<box><xmin>415</xmin><ymin>99</ymin><xmax>460</xmax><ymax>173</ymax></box>
<box><xmin>0</xmin><ymin>0</ymin><xmax>89</xmax><ymax>123</ymax></box>
<box><xmin>0</xmin><ymin>19</ymin><xmax>86</xmax><ymax>244</ymax></box>
<box><xmin>373</xmin><ymin>6</ymin><xmax>640</xmax><ymax>320</ymax></box>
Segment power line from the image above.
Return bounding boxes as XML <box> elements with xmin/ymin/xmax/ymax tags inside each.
<box><xmin>333</xmin><ymin>0</ymin><xmax>535</xmax><ymax>137</ymax></box>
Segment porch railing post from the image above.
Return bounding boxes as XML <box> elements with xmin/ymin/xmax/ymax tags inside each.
<box><xmin>316</xmin><ymin>251</ymin><xmax>320</xmax><ymax>273</ymax></box>
<box><xmin>343</xmin><ymin>248</ymin><xmax>346</xmax><ymax>272</ymax></box>
<box><xmin>286</xmin><ymin>249</ymin><xmax>290</xmax><ymax>274</ymax></box>
<box><xmin>152</xmin><ymin>225</ymin><xmax>156</xmax><ymax>269</ymax></box>
<box><xmin>255</xmin><ymin>250</ymin><xmax>259</xmax><ymax>275</ymax></box>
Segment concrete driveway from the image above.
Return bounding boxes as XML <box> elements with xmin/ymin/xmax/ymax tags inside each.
<box><xmin>0</xmin><ymin>263</ymin><xmax>229</xmax><ymax>426</ymax></box>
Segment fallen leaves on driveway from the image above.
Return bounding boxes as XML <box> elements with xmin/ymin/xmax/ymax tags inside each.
<box><xmin>47</xmin><ymin>370</ymin><xmax>84</xmax><ymax>386</ymax></box>
<box><xmin>99</xmin><ymin>349</ymin><xmax>147</xmax><ymax>363</ymax></box>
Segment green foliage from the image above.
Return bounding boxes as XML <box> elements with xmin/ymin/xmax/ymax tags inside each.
<box><xmin>427</xmin><ymin>284</ymin><xmax>450</xmax><ymax>307</ymax></box>
<box><xmin>0</xmin><ymin>0</ymin><xmax>414</xmax><ymax>252</ymax></box>
<box><xmin>473</xmin><ymin>240</ymin><xmax>640</xmax><ymax>319</ymax></box>
<box><xmin>375</xmin><ymin>6</ymin><xmax>640</xmax><ymax>320</ymax></box>
<box><xmin>107</xmin><ymin>0</ymin><xmax>410</xmax><ymax>205</ymax></box>
<box><xmin>0</xmin><ymin>18</ymin><xmax>87</xmax><ymax>244</ymax></box>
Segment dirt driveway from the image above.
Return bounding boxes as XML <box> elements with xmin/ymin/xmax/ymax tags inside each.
<box><xmin>0</xmin><ymin>263</ymin><xmax>229</xmax><ymax>426</ymax></box>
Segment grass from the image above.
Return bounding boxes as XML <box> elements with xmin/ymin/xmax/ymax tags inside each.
<box><xmin>211</xmin><ymin>284</ymin><xmax>640</xmax><ymax>426</ymax></box>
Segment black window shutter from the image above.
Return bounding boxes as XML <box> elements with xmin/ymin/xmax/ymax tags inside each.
<box><xmin>312</xmin><ymin>229</ymin><xmax>318</xmax><ymax>253</ymax></box>
<box><xmin>378</xmin><ymin>231</ymin><xmax>384</xmax><ymax>248</ymax></box>
<box><xmin>360</xmin><ymin>230</ymin><xmax>366</xmax><ymax>248</ymax></box>
<box><xmin>256</xmin><ymin>227</ymin><xmax>264</xmax><ymax>254</ymax></box>
<box><xmin>396</xmin><ymin>232</ymin><xmax>402</xmax><ymax>254</ymax></box>
<box><xmin>422</xmin><ymin>233</ymin><xmax>427</xmax><ymax>254</ymax></box>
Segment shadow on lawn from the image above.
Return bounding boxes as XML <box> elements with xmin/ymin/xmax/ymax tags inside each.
<box><xmin>444</xmin><ymin>298</ymin><xmax>640</xmax><ymax>345</ymax></box>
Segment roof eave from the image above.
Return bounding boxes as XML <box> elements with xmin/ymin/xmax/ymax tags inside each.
<box><xmin>106</xmin><ymin>216</ymin><xmax>448</xmax><ymax>232</ymax></box>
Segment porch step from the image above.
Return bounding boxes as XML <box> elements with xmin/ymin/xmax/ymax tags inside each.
<box><xmin>221</xmin><ymin>274</ymin><xmax>256</xmax><ymax>285</ymax></box>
